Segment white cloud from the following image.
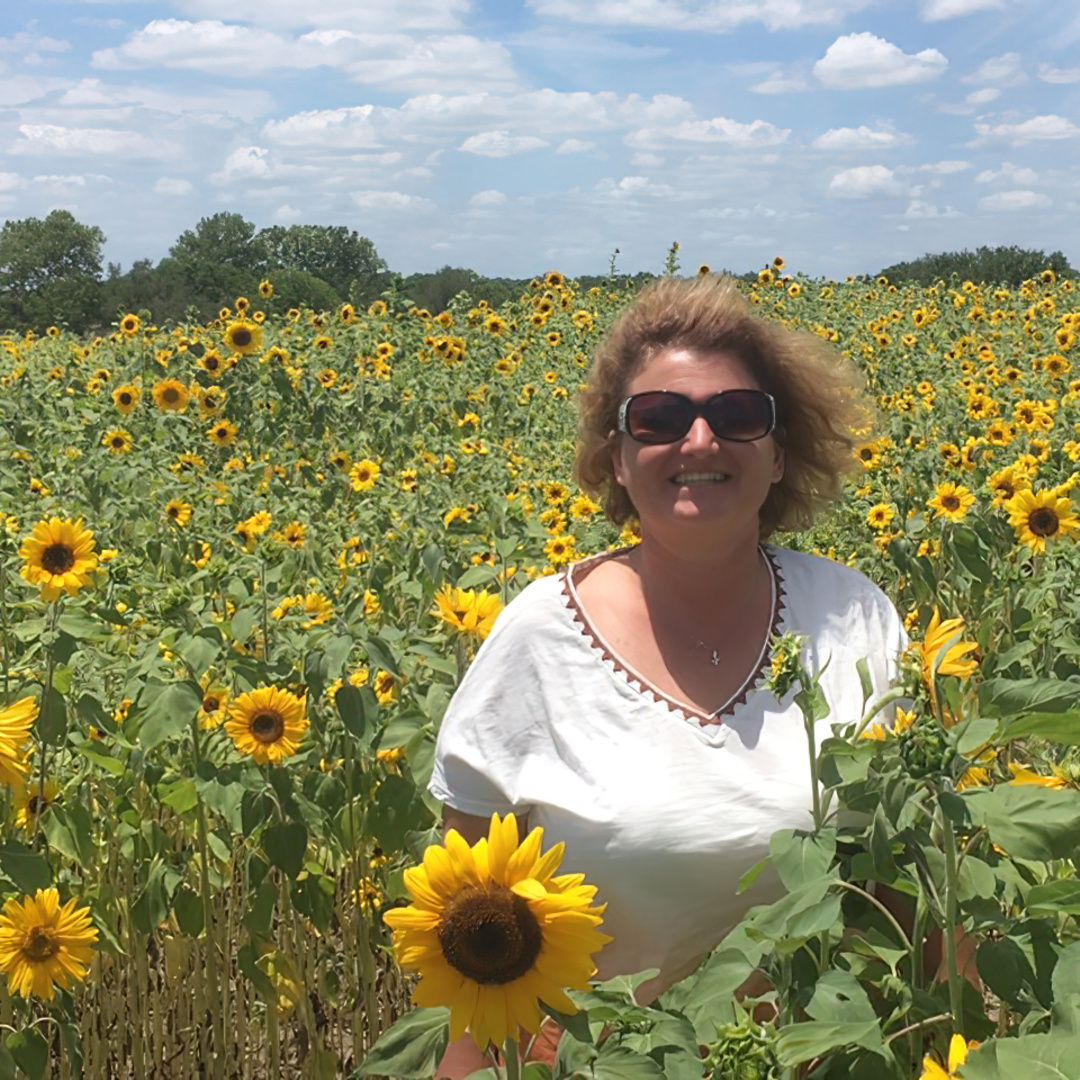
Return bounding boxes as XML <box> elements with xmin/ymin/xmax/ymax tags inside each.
<box><xmin>964</xmin><ymin>52</ymin><xmax>1025</xmax><ymax>86</ymax></box>
<box><xmin>12</xmin><ymin>123</ymin><xmax>174</xmax><ymax>159</ymax></box>
<box><xmin>57</xmin><ymin>77</ymin><xmax>274</xmax><ymax>119</ymax></box>
<box><xmin>626</xmin><ymin>115</ymin><xmax>790</xmax><ymax>149</ymax></box>
<box><xmin>828</xmin><ymin>164</ymin><xmax>906</xmax><ymax>198</ymax></box>
<box><xmin>0</xmin><ymin>75</ymin><xmax>69</xmax><ymax>107</ymax></box>
<box><xmin>459</xmin><ymin>131</ymin><xmax>548</xmax><ymax>157</ymax></box>
<box><xmin>812</xmin><ymin>125</ymin><xmax>911</xmax><ymax>150</ymax></box>
<box><xmin>594</xmin><ymin>175</ymin><xmax>676</xmax><ymax>199</ymax></box>
<box><xmin>965</xmin><ymin>88</ymin><xmax>1000</xmax><ymax>105</ymax></box>
<box><xmin>527</xmin><ymin>0</ymin><xmax>875</xmax><ymax>33</ymax></box>
<box><xmin>0</xmin><ymin>33</ymin><xmax>71</xmax><ymax>56</ymax></box>
<box><xmin>1038</xmin><ymin>64</ymin><xmax>1080</xmax><ymax>84</ymax></box>
<box><xmin>555</xmin><ymin>138</ymin><xmax>595</xmax><ymax>154</ymax></box>
<box><xmin>904</xmin><ymin>199</ymin><xmax>960</xmax><ymax>218</ymax></box>
<box><xmin>0</xmin><ymin>173</ymin><xmax>24</xmax><ymax>193</ymax></box>
<box><xmin>211</xmin><ymin>146</ymin><xmax>273</xmax><ymax>184</ymax></box>
<box><xmin>630</xmin><ymin>151</ymin><xmax>663</xmax><ymax>167</ymax></box>
<box><xmin>975</xmin><ymin>162</ymin><xmax>1039</xmax><ymax>185</ymax></box>
<box><xmin>912</xmin><ymin>160</ymin><xmax>971</xmax><ymax>174</ymax></box>
<box><xmin>154</xmin><ymin>177</ymin><xmax>194</xmax><ymax>196</ymax></box>
<box><xmin>469</xmin><ymin>189</ymin><xmax>506</xmax><ymax>206</ymax></box>
<box><xmin>974</xmin><ymin>114</ymin><xmax>1080</xmax><ymax>144</ymax></box>
<box><xmin>175</xmin><ymin>0</ymin><xmax>471</xmax><ymax>32</ymax></box>
<box><xmin>813</xmin><ymin>32</ymin><xmax>947</xmax><ymax>89</ymax></box>
<box><xmin>921</xmin><ymin>0</ymin><xmax>1003</xmax><ymax>19</ymax></box>
<box><xmin>750</xmin><ymin>71</ymin><xmax>810</xmax><ymax>94</ymax></box>
<box><xmin>272</xmin><ymin>203</ymin><xmax>304</xmax><ymax>223</ymax></box>
<box><xmin>352</xmin><ymin>190</ymin><xmax>434</xmax><ymax>210</ymax></box>
<box><xmin>92</xmin><ymin>20</ymin><xmax>518</xmax><ymax>94</ymax></box>
<box><xmin>979</xmin><ymin>189</ymin><xmax>1051</xmax><ymax>211</ymax></box>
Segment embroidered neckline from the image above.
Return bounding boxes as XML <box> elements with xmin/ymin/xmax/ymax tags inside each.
<box><xmin>559</xmin><ymin>544</ymin><xmax>787</xmax><ymax>727</ymax></box>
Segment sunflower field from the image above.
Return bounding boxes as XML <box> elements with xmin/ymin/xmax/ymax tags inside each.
<box><xmin>0</xmin><ymin>263</ymin><xmax>1079</xmax><ymax>1079</ymax></box>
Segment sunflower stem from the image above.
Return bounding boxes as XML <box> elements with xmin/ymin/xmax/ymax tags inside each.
<box><xmin>191</xmin><ymin>714</ymin><xmax>226</xmax><ymax>1077</ymax></box>
<box><xmin>35</xmin><ymin>600</ymin><xmax>61</xmax><ymax>853</ymax></box>
<box><xmin>938</xmin><ymin>793</ymin><xmax>965</xmax><ymax>1034</ymax></box>
<box><xmin>502</xmin><ymin>1034</ymin><xmax>522</xmax><ymax>1080</ymax></box>
<box><xmin>259</xmin><ymin>558</ymin><xmax>270</xmax><ymax>664</ymax></box>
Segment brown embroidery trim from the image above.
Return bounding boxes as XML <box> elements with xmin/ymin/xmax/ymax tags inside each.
<box><xmin>560</xmin><ymin>544</ymin><xmax>787</xmax><ymax>727</ymax></box>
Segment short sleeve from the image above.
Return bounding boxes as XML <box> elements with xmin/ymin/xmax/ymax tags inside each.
<box><xmin>427</xmin><ymin>583</ymin><xmax>554</xmax><ymax>818</ymax></box>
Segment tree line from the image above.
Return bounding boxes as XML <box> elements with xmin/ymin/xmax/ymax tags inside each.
<box><xmin>0</xmin><ymin>209</ymin><xmax>1074</xmax><ymax>335</ymax></box>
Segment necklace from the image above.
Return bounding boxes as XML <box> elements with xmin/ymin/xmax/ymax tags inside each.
<box><xmin>694</xmin><ymin>641</ymin><xmax>723</xmax><ymax>667</ymax></box>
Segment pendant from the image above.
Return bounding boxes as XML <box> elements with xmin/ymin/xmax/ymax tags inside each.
<box><xmin>710</xmin><ymin>650</ymin><xmax>722</xmax><ymax>667</ymax></box>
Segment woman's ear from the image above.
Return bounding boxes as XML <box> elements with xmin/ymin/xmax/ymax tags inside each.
<box><xmin>771</xmin><ymin>443</ymin><xmax>785</xmax><ymax>484</ymax></box>
<box><xmin>609</xmin><ymin>430</ymin><xmax>627</xmax><ymax>488</ymax></box>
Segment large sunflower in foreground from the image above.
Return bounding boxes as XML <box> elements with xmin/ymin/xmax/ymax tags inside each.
<box><xmin>384</xmin><ymin>812</ymin><xmax>611</xmax><ymax>1051</ymax></box>
<box><xmin>223</xmin><ymin>320</ymin><xmax>264</xmax><ymax>356</ymax></box>
<box><xmin>225</xmin><ymin>687</ymin><xmax>309</xmax><ymax>765</ymax></box>
<box><xmin>19</xmin><ymin>518</ymin><xmax>99</xmax><ymax>601</ymax></box>
<box><xmin>0</xmin><ymin>697</ymin><xmax>38</xmax><ymax>789</ymax></box>
<box><xmin>0</xmin><ymin>887</ymin><xmax>98</xmax><ymax>1000</ymax></box>
<box><xmin>1004</xmin><ymin>487</ymin><xmax>1080</xmax><ymax>554</ymax></box>
<box><xmin>431</xmin><ymin>584</ymin><xmax>504</xmax><ymax>641</ymax></box>
<box><xmin>152</xmin><ymin>379</ymin><xmax>190</xmax><ymax>413</ymax></box>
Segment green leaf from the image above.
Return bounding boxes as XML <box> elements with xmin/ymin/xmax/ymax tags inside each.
<box><xmin>805</xmin><ymin>971</ymin><xmax>877</xmax><ymax>1024</ymax></box>
<box><xmin>955</xmin><ymin>717</ymin><xmax>999</xmax><ymax>756</ymax></box>
<box><xmin>1027</xmin><ymin>880</ymin><xmax>1080</xmax><ymax>916</ymax></box>
<box><xmin>36</xmin><ymin>686</ymin><xmax>67</xmax><ymax>745</ymax></box>
<box><xmin>131</xmin><ymin>857</ymin><xmax>171</xmax><ymax>934</ymax></box>
<box><xmin>959</xmin><ymin>1033</ymin><xmax>1080</xmax><ymax>1079</ymax></box>
<box><xmin>42</xmin><ymin>803</ymin><xmax>95</xmax><ymax>866</ymax></box>
<box><xmin>262</xmin><ymin>821</ymin><xmax>307</xmax><ymax>879</ymax></box>
<box><xmin>173</xmin><ymin>884</ymin><xmax>205</xmax><ymax>937</ymax></box>
<box><xmin>243</xmin><ymin>879</ymin><xmax>277</xmax><ymax>936</ymax></box>
<box><xmin>5</xmin><ymin>1029</ymin><xmax>48</xmax><ymax>1080</ymax></box>
<box><xmin>57</xmin><ymin>609</ymin><xmax>111</xmax><ymax>641</ymax></box>
<box><xmin>675</xmin><ymin>947</ymin><xmax>761</xmax><ymax>1041</ymax></box>
<box><xmin>980</xmin><ymin>677</ymin><xmax>1080</xmax><ymax>718</ymax></box>
<box><xmin>591</xmin><ymin>1045</ymin><xmax>665</xmax><ymax>1079</ymax></box>
<box><xmin>291</xmin><ymin>875</ymin><xmax>334</xmax><ymax>933</ymax></box>
<box><xmin>775</xmin><ymin>1021</ymin><xmax>885</xmax><ymax>1067</ymax></box>
<box><xmin>173</xmin><ymin>629</ymin><xmax>221</xmax><ymax>677</ymax></box>
<box><xmin>1001</xmin><ymin>712</ymin><xmax>1080</xmax><ymax>746</ymax></box>
<box><xmin>134</xmin><ymin>681</ymin><xmax>201</xmax><ymax>751</ymax></box>
<box><xmin>354</xmin><ymin>1007</ymin><xmax>450</xmax><ymax>1078</ymax></box>
<box><xmin>769</xmin><ymin>829</ymin><xmax>837</xmax><ymax>891</ymax></box>
<box><xmin>335</xmin><ymin>685</ymin><xmax>371</xmax><ymax>743</ymax></box>
<box><xmin>157</xmin><ymin>778</ymin><xmax>199</xmax><ymax>814</ymax></box>
<box><xmin>1051</xmin><ymin>941</ymin><xmax>1080</xmax><ymax>1035</ymax></box>
<box><xmin>976</xmin><ymin>785</ymin><xmax>1080</xmax><ymax>860</ymax></box>
<box><xmin>0</xmin><ymin>842</ymin><xmax>52</xmax><ymax>893</ymax></box>
<box><xmin>976</xmin><ymin>938</ymin><xmax>1036</xmax><ymax>1008</ymax></box>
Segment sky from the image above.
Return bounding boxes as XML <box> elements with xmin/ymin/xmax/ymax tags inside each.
<box><xmin>1</xmin><ymin>0</ymin><xmax>1078</xmax><ymax>280</ymax></box>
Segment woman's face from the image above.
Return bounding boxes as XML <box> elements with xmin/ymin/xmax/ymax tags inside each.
<box><xmin>610</xmin><ymin>347</ymin><xmax>785</xmax><ymax>538</ymax></box>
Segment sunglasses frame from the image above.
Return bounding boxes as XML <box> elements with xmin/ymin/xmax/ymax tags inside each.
<box><xmin>616</xmin><ymin>389</ymin><xmax>777</xmax><ymax>445</ymax></box>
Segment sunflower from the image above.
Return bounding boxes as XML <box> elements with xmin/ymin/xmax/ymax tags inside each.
<box><xmin>1008</xmin><ymin>762</ymin><xmax>1074</xmax><ymax>789</ymax></box>
<box><xmin>1005</xmin><ymin>487</ymin><xmax>1080</xmax><ymax>554</ymax></box>
<box><xmin>119</xmin><ymin>313</ymin><xmax>141</xmax><ymax>336</ymax></box>
<box><xmin>866</xmin><ymin>503</ymin><xmax>896</xmax><ymax>531</ymax></box>
<box><xmin>432</xmin><ymin>585</ymin><xmax>504</xmax><ymax>641</ymax></box>
<box><xmin>225</xmin><ymin>687</ymin><xmax>309</xmax><ymax>766</ymax></box>
<box><xmin>153</xmin><ymin>379</ymin><xmax>190</xmax><ymax>413</ymax></box>
<box><xmin>20</xmin><ymin>518</ymin><xmax>99</xmax><ymax>602</ymax></box>
<box><xmin>12</xmin><ymin>779</ymin><xmax>60</xmax><ymax>831</ymax></box>
<box><xmin>383</xmin><ymin>812</ymin><xmax>611</xmax><ymax>1051</ymax></box>
<box><xmin>165</xmin><ymin>500</ymin><xmax>193</xmax><ymax>528</ymax></box>
<box><xmin>224</xmin><ymin>321</ymin><xmax>264</xmax><ymax>356</ymax></box>
<box><xmin>927</xmin><ymin>482</ymin><xmax>975</xmax><ymax>523</ymax></box>
<box><xmin>350</xmin><ymin>459</ymin><xmax>380</xmax><ymax>492</ymax></box>
<box><xmin>853</xmin><ymin>443</ymin><xmax>881</xmax><ymax>470</ymax></box>
<box><xmin>207</xmin><ymin>420</ymin><xmax>238</xmax><ymax>447</ymax></box>
<box><xmin>198</xmin><ymin>350</ymin><xmax>226</xmax><ymax>379</ymax></box>
<box><xmin>198</xmin><ymin>684</ymin><xmax>230</xmax><ymax>730</ymax></box>
<box><xmin>259</xmin><ymin>279</ymin><xmax>274</xmax><ymax>300</ymax></box>
<box><xmin>544</xmin><ymin>534</ymin><xmax>576</xmax><ymax>567</ymax></box>
<box><xmin>0</xmin><ymin>888</ymin><xmax>98</xmax><ymax>1001</ymax></box>
<box><xmin>112</xmin><ymin>384</ymin><xmax>140</xmax><ymax>414</ymax></box>
<box><xmin>0</xmin><ymin>698</ymin><xmax>37</xmax><ymax>789</ymax></box>
<box><xmin>918</xmin><ymin>608</ymin><xmax>979</xmax><ymax>708</ymax></box>
<box><xmin>919</xmin><ymin>1033</ymin><xmax>980</xmax><ymax>1080</ymax></box>
<box><xmin>102</xmin><ymin>429</ymin><xmax>133</xmax><ymax>455</ymax></box>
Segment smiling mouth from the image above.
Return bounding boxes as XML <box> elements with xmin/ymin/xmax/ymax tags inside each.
<box><xmin>671</xmin><ymin>472</ymin><xmax>731</xmax><ymax>486</ymax></box>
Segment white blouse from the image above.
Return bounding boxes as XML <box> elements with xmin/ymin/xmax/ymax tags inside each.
<box><xmin>428</xmin><ymin>545</ymin><xmax>908</xmax><ymax>1003</ymax></box>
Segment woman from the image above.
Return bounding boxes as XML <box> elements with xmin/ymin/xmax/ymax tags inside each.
<box><xmin>427</xmin><ymin>276</ymin><xmax>908</xmax><ymax>1075</ymax></box>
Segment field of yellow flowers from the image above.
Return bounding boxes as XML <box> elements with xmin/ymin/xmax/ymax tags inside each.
<box><xmin>1</xmin><ymin>264</ymin><xmax>1079</xmax><ymax>1078</ymax></box>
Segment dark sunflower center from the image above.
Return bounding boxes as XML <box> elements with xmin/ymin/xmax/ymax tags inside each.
<box><xmin>120</xmin><ymin>393</ymin><xmax>132</xmax><ymax>405</ymax></box>
<box><xmin>111</xmin><ymin>436</ymin><xmax>125</xmax><ymax>448</ymax></box>
<box><xmin>232</xmin><ymin>329</ymin><xmax>252</xmax><ymax>348</ymax></box>
<box><xmin>942</xmin><ymin>496</ymin><xmax>960</xmax><ymax>511</ymax></box>
<box><xmin>24</xmin><ymin>928</ymin><xmax>59</xmax><ymax>962</ymax></box>
<box><xmin>27</xmin><ymin>795</ymin><xmax>46</xmax><ymax>815</ymax></box>
<box><xmin>203</xmin><ymin>696</ymin><xmax>220</xmax><ymax>712</ymax></box>
<box><xmin>251</xmin><ymin>711</ymin><xmax>284</xmax><ymax>743</ymax></box>
<box><xmin>1029</xmin><ymin>509</ymin><xmax>1059</xmax><ymax>537</ymax></box>
<box><xmin>163</xmin><ymin>387</ymin><xmax>180</xmax><ymax>403</ymax></box>
<box><xmin>206</xmin><ymin>358</ymin><xmax>220</xmax><ymax>370</ymax></box>
<box><xmin>42</xmin><ymin>544</ymin><xmax>76</xmax><ymax>574</ymax></box>
<box><xmin>438</xmin><ymin>885</ymin><xmax>543</xmax><ymax>985</ymax></box>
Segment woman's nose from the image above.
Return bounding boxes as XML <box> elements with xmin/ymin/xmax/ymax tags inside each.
<box><xmin>683</xmin><ymin>415</ymin><xmax>719</xmax><ymax>452</ymax></box>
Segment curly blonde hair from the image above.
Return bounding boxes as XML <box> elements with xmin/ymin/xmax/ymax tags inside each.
<box><xmin>573</xmin><ymin>276</ymin><xmax>869</xmax><ymax>537</ymax></box>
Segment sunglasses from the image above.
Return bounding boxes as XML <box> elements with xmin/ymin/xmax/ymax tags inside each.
<box><xmin>617</xmin><ymin>389</ymin><xmax>777</xmax><ymax>445</ymax></box>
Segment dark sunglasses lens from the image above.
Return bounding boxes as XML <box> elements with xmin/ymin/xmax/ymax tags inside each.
<box><xmin>626</xmin><ymin>393</ymin><xmax>692</xmax><ymax>443</ymax></box>
<box><xmin>707</xmin><ymin>391</ymin><xmax>773</xmax><ymax>440</ymax></box>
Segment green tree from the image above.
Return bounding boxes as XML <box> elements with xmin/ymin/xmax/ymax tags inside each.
<box><xmin>254</xmin><ymin>224</ymin><xmax>389</xmax><ymax>301</ymax></box>
<box><xmin>168</xmin><ymin>212</ymin><xmax>258</xmax><ymax>308</ymax></box>
<box><xmin>0</xmin><ymin>210</ymin><xmax>105</xmax><ymax>332</ymax></box>
<box><xmin>878</xmin><ymin>245</ymin><xmax>1075</xmax><ymax>287</ymax></box>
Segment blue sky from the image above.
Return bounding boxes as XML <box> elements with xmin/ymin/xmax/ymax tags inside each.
<box><xmin>1</xmin><ymin>0</ymin><xmax>1078</xmax><ymax>279</ymax></box>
